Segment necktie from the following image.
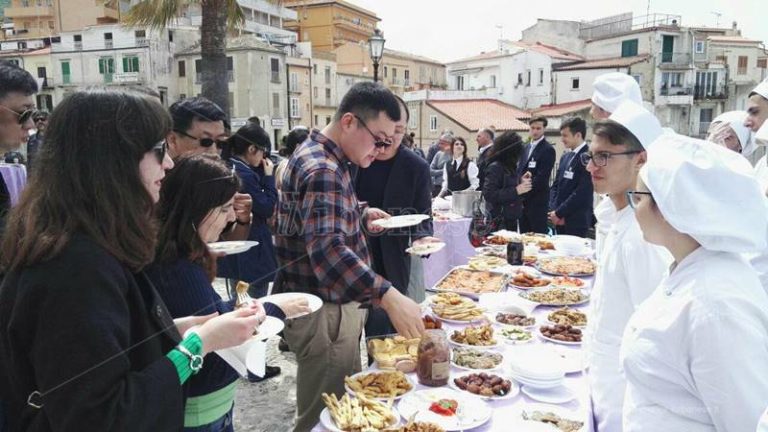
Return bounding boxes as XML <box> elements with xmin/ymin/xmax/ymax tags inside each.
<box><xmin>453</xmin><ymin>160</ymin><xmax>457</xmax><ymax>171</ymax></box>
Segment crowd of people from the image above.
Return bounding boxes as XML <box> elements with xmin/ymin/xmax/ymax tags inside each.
<box><xmin>0</xmin><ymin>52</ymin><xmax>768</xmax><ymax>432</ymax></box>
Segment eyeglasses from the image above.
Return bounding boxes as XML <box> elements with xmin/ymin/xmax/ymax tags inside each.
<box><xmin>174</xmin><ymin>129</ymin><xmax>227</xmax><ymax>149</ymax></box>
<box><xmin>196</xmin><ymin>163</ymin><xmax>237</xmax><ymax>185</ymax></box>
<box><xmin>0</xmin><ymin>105</ymin><xmax>37</xmax><ymax>125</ymax></box>
<box><xmin>353</xmin><ymin>115</ymin><xmax>393</xmax><ymax>149</ymax></box>
<box><xmin>580</xmin><ymin>150</ymin><xmax>642</xmax><ymax>167</ymax></box>
<box><xmin>152</xmin><ymin>140</ymin><xmax>167</xmax><ymax>164</ymax></box>
<box><xmin>626</xmin><ymin>191</ymin><xmax>653</xmax><ymax>209</ymax></box>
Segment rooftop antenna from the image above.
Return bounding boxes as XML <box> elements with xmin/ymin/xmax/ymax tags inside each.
<box><xmin>711</xmin><ymin>11</ymin><xmax>722</xmax><ymax>28</ymax></box>
<box><xmin>496</xmin><ymin>24</ymin><xmax>504</xmax><ymax>52</ymax></box>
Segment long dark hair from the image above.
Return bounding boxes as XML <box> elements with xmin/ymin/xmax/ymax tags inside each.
<box><xmin>487</xmin><ymin>130</ymin><xmax>525</xmax><ymax>171</ymax></box>
<box><xmin>155</xmin><ymin>154</ymin><xmax>240</xmax><ymax>281</ymax></box>
<box><xmin>1</xmin><ymin>88</ymin><xmax>170</xmax><ymax>272</ymax></box>
<box><xmin>452</xmin><ymin>136</ymin><xmax>469</xmax><ymax>159</ymax></box>
<box><xmin>225</xmin><ymin>121</ymin><xmax>271</xmax><ymax>159</ymax></box>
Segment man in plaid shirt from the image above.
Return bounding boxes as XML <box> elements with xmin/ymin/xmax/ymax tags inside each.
<box><xmin>274</xmin><ymin>82</ymin><xmax>425</xmax><ymax>431</ymax></box>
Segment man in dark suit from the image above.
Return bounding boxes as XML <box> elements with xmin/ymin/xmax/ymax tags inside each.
<box><xmin>475</xmin><ymin>128</ymin><xmax>494</xmax><ymax>190</ymax></box>
<box><xmin>549</xmin><ymin>117</ymin><xmax>593</xmax><ymax>237</ymax></box>
<box><xmin>517</xmin><ymin>116</ymin><xmax>556</xmax><ymax>233</ymax></box>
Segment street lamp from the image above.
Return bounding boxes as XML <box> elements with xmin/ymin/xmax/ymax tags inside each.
<box><xmin>368</xmin><ymin>28</ymin><xmax>385</xmax><ymax>83</ymax></box>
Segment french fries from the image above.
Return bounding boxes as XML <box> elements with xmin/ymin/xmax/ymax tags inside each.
<box><xmin>322</xmin><ymin>392</ymin><xmax>396</xmax><ymax>431</ymax></box>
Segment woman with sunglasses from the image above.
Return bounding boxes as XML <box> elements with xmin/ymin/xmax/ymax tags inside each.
<box><xmin>620</xmin><ymin>134</ymin><xmax>768</xmax><ymax>432</ymax></box>
<box><xmin>0</xmin><ymin>88</ymin><xmax>263</xmax><ymax>432</ymax></box>
<box><xmin>147</xmin><ymin>154</ymin><xmax>309</xmax><ymax>432</ymax></box>
<box><xmin>437</xmin><ymin>136</ymin><xmax>479</xmax><ymax>198</ymax></box>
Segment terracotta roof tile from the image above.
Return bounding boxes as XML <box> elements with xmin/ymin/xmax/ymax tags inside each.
<box><xmin>532</xmin><ymin>99</ymin><xmax>593</xmax><ymax>117</ymax></box>
<box><xmin>427</xmin><ymin>99</ymin><xmax>531</xmax><ymax>131</ymax></box>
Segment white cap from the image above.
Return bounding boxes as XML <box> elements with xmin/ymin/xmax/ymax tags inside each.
<box><xmin>751</xmin><ymin>77</ymin><xmax>768</xmax><ymax>101</ymax></box>
<box><xmin>591</xmin><ymin>72</ymin><xmax>643</xmax><ymax>113</ymax></box>
<box><xmin>608</xmin><ymin>100</ymin><xmax>663</xmax><ymax>149</ymax></box>
<box><xmin>640</xmin><ymin>133</ymin><xmax>767</xmax><ymax>253</ymax></box>
<box><xmin>711</xmin><ymin>111</ymin><xmax>754</xmax><ymax>156</ymax></box>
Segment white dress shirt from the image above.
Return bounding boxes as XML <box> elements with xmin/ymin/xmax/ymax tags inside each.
<box><xmin>587</xmin><ymin>203</ymin><xmax>670</xmax><ymax>432</ymax></box>
<box><xmin>621</xmin><ymin>247</ymin><xmax>768</xmax><ymax>432</ymax></box>
<box><xmin>440</xmin><ymin>156</ymin><xmax>479</xmax><ymax>195</ymax></box>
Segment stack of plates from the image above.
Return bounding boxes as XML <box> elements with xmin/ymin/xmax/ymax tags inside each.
<box><xmin>507</xmin><ymin>348</ymin><xmax>565</xmax><ymax>389</ymax></box>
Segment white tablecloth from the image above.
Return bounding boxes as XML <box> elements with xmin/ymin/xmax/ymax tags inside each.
<box><xmin>422</xmin><ymin>214</ymin><xmax>477</xmax><ymax>288</ymax></box>
<box><xmin>0</xmin><ymin>163</ymin><xmax>27</xmax><ymax>206</ymax></box>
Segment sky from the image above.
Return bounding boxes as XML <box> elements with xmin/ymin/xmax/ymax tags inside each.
<box><xmin>347</xmin><ymin>0</ymin><xmax>767</xmax><ymax>63</ymax></box>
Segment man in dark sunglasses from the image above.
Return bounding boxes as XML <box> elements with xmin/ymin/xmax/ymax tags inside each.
<box><xmin>167</xmin><ymin>97</ymin><xmax>229</xmax><ymax>159</ymax></box>
<box><xmin>26</xmin><ymin>111</ymin><xmax>48</xmax><ymax>170</ymax></box>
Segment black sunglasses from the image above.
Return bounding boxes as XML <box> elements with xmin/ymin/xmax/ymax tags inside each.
<box><xmin>152</xmin><ymin>140</ymin><xmax>167</xmax><ymax>163</ymax></box>
<box><xmin>353</xmin><ymin>115</ymin><xmax>393</xmax><ymax>149</ymax></box>
<box><xmin>174</xmin><ymin>129</ymin><xmax>227</xmax><ymax>149</ymax></box>
<box><xmin>0</xmin><ymin>105</ymin><xmax>37</xmax><ymax>125</ymax></box>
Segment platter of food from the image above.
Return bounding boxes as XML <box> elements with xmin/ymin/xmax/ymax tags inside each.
<box><xmin>519</xmin><ymin>288</ymin><xmax>590</xmax><ymax>307</ymax></box>
<box><xmin>498</xmin><ymin>326</ymin><xmax>534</xmax><ymax>344</ymax></box>
<box><xmin>429</xmin><ymin>293</ymin><xmax>485</xmax><ymax>323</ymax></box>
<box><xmin>467</xmin><ymin>255</ymin><xmax>507</xmax><ymax>272</ymax></box>
<box><xmin>366</xmin><ymin>336</ymin><xmax>421</xmax><ymax>371</ymax></box>
<box><xmin>450</xmin><ymin>372</ymin><xmax>519</xmax><ymax>400</ymax></box>
<box><xmin>396</xmin><ymin>388</ymin><xmax>493</xmax><ymax>432</ymax></box>
<box><xmin>547</xmin><ymin>307</ymin><xmax>587</xmax><ymax>327</ymax></box>
<box><xmin>507</xmin><ymin>270</ymin><xmax>552</xmax><ymax>290</ymax></box>
<box><xmin>549</xmin><ymin>276</ymin><xmax>586</xmax><ymax>289</ymax></box>
<box><xmin>344</xmin><ymin>370</ymin><xmax>414</xmax><ymax>401</ymax></box>
<box><xmin>320</xmin><ymin>392</ymin><xmax>400</xmax><ymax>431</ymax></box>
<box><xmin>451</xmin><ymin>348</ymin><xmax>503</xmax><ymax>371</ymax></box>
<box><xmin>537</xmin><ymin>257</ymin><xmax>596</xmax><ymax>277</ymax></box>
<box><xmin>430</xmin><ymin>267</ymin><xmax>507</xmax><ymax>297</ymax></box>
<box><xmin>492</xmin><ymin>311</ymin><xmax>536</xmax><ymax>328</ymax></box>
<box><xmin>449</xmin><ymin>324</ymin><xmax>499</xmax><ymax>349</ymax></box>
<box><xmin>520</xmin><ymin>404</ymin><xmax>586</xmax><ymax>432</ymax></box>
<box><xmin>538</xmin><ymin>325</ymin><xmax>583</xmax><ymax>345</ymax></box>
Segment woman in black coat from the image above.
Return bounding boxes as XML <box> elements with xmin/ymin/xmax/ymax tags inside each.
<box><xmin>482</xmin><ymin>131</ymin><xmax>532</xmax><ymax>231</ymax></box>
<box><xmin>0</xmin><ymin>89</ymin><xmax>262</xmax><ymax>432</ymax></box>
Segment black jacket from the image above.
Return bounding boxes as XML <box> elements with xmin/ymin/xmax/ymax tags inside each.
<box><xmin>0</xmin><ymin>235</ymin><xmax>185</xmax><ymax>432</ymax></box>
<box><xmin>517</xmin><ymin>138</ymin><xmax>556</xmax><ymax>215</ymax></box>
<box><xmin>356</xmin><ymin>147</ymin><xmax>433</xmax><ymax>291</ymax></box>
<box><xmin>476</xmin><ymin>146</ymin><xmax>492</xmax><ymax>191</ymax></box>
<box><xmin>483</xmin><ymin>161</ymin><xmax>523</xmax><ymax>221</ymax></box>
<box><xmin>549</xmin><ymin>145</ymin><xmax>594</xmax><ymax>231</ymax></box>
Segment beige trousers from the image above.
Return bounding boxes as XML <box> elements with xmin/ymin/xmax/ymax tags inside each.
<box><xmin>283</xmin><ymin>302</ymin><xmax>366</xmax><ymax>432</ymax></box>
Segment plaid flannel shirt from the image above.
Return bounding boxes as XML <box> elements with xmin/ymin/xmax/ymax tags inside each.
<box><xmin>273</xmin><ymin>130</ymin><xmax>392</xmax><ymax>305</ymax></box>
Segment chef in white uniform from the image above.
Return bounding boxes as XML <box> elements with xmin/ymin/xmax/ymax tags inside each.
<box><xmin>584</xmin><ymin>100</ymin><xmax>670</xmax><ymax>432</ymax></box>
<box><xmin>589</xmin><ymin>72</ymin><xmax>644</xmax><ymax>260</ymax></box>
<box><xmin>706</xmin><ymin>110</ymin><xmax>754</xmax><ymax>156</ymax></box>
<box><xmin>621</xmin><ymin>133</ymin><xmax>768</xmax><ymax>432</ymax></box>
<box><xmin>747</xmin><ymin>78</ymin><xmax>768</xmax><ymax>193</ymax></box>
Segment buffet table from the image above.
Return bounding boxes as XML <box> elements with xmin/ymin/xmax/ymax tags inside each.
<box><xmin>422</xmin><ymin>212</ymin><xmax>477</xmax><ymax>288</ymax></box>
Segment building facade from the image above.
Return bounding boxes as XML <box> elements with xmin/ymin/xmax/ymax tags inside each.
<box><xmin>1</xmin><ymin>0</ymin><xmax>119</xmax><ymax>40</ymax></box>
<box><xmin>282</xmin><ymin>0</ymin><xmax>378</xmax><ymax>52</ymax></box>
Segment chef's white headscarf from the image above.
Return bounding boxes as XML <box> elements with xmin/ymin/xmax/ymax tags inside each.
<box><xmin>709</xmin><ymin>111</ymin><xmax>754</xmax><ymax>156</ymax></box>
<box><xmin>751</xmin><ymin>77</ymin><xmax>768</xmax><ymax>101</ymax></box>
<box><xmin>592</xmin><ymin>73</ymin><xmax>643</xmax><ymax>114</ymax></box>
<box><xmin>640</xmin><ymin>133</ymin><xmax>768</xmax><ymax>253</ymax></box>
<box><xmin>608</xmin><ymin>100</ymin><xmax>663</xmax><ymax>149</ymax></box>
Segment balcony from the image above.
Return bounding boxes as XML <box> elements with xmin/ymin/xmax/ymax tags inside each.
<box><xmin>4</xmin><ymin>5</ymin><xmax>54</xmax><ymax>18</ymax></box>
<box><xmin>659</xmin><ymin>52</ymin><xmax>692</xmax><ymax>69</ymax></box>
<box><xmin>135</xmin><ymin>38</ymin><xmax>149</xmax><ymax>47</ymax></box>
<box><xmin>112</xmin><ymin>72</ymin><xmax>141</xmax><ymax>84</ymax></box>
<box><xmin>657</xmin><ymin>86</ymin><xmax>693</xmax><ymax>105</ymax></box>
<box><xmin>41</xmin><ymin>77</ymin><xmax>53</xmax><ymax>88</ymax></box>
<box><xmin>694</xmin><ymin>84</ymin><xmax>727</xmax><ymax>100</ymax></box>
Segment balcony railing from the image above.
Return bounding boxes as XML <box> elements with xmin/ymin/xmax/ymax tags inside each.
<box><xmin>694</xmin><ymin>84</ymin><xmax>727</xmax><ymax>100</ymax></box>
<box><xmin>136</xmin><ymin>38</ymin><xmax>148</xmax><ymax>47</ymax></box>
<box><xmin>113</xmin><ymin>72</ymin><xmax>141</xmax><ymax>84</ymax></box>
<box><xmin>660</xmin><ymin>86</ymin><xmax>692</xmax><ymax>96</ymax></box>
<box><xmin>659</xmin><ymin>52</ymin><xmax>692</xmax><ymax>67</ymax></box>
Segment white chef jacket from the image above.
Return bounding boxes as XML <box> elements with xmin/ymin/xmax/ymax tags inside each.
<box><xmin>593</xmin><ymin>195</ymin><xmax>616</xmax><ymax>260</ymax></box>
<box><xmin>754</xmin><ymin>154</ymin><xmax>768</xmax><ymax>196</ymax></box>
<box><xmin>620</xmin><ymin>247</ymin><xmax>768</xmax><ymax>432</ymax></box>
<box><xmin>758</xmin><ymin>408</ymin><xmax>768</xmax><ymax>432</ymax></box>
<box><xmin>587</xmin><ymin>203</ymin><xmax>670</xmax><ymax>432</ymax></box>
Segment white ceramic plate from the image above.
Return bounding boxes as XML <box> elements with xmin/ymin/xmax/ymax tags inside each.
<box><xmin>449</xmin><ymin>372</ymin><xmax>520</xmax><ymax>400</ymax></box>
<box><xmin>319</xmin><ymin>405</ymin><xmax>400</xmax><ymax>432</ymax></box>
<box><xmin>252</xmin><ymin>316</ymin><xmax>284</xmax><ymax>341</ymax></box>
<box><xmin>207</xmin><ymin>240</ymin><xmax>259</xmax><ymax>255</ymax></box>
<box><xmin>509</xmin><ymin>373</ymin><xmax>564</xmax><ymax>390</ymax></box>
<box><xmin>519</xmin><ymin>403</ymin><xmax>587</xmax><ymax>432</ymax></box>
<box><xmin>489</xmin><ymin>312</ymin><xmax>537</xmax><ymax>329</ymax></box>
<box><xmin>372</xmin><ymin>214</ymin><xmax>430</xmax><ymax>229</ymax></box>
<box><xmin>549</xmin><ymin>347</ymin><xmax>586</xmax><ymax>374</ymax></box>
<box><xmin>448</xmin><ymin>337</ymin><xmax>501</xmax><ymax>350</ymax></box>
<box><xmin>537</xmin><ymin>329</ymin><xmax>583</xmax><ymax>346</ymax></box>
<box><xmin>406</xmin><ymin>241</ymin><xmax>446</xmax><ymax>256</ymax></box>
<box><xmin>498</xmin><ymin>326</ymin><xmax>534</xmax><ymax>345</ymax></box>
<box><xmin>450</xmin><ymin>359</ymin><xmax>502</xmax><ymax>372</ymax></box>
<box><xmin>521</xmin><ymin>384</ymin><xmax>576</xmax><ymax>404</ymax></box>
<box><xmin>259</xmin><ymin>293</ymin><xmax>322</xmax><ymax>319</ymax></box>
<box><xmin>397</xmin><ymin>388</ymin><xmax>492</xmax><ymax>431</ymax></box>
<box><xmin>344</xmin><ymin>370</ymin><xmax>415</xmax><ymax>401</ymax></box>
<box><xmin>435</xmin><ymin>314</ymin><xmax>487</xmax><ymax>325</ymax></box>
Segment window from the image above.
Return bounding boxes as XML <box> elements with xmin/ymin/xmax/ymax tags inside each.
<box><xmin>408</xmin><ymin>112</ymin><xmax>417</xmax><ymax>129</ymax></box>
<box><xmin>632</xmin><ymin>74</ymin><xmax>642</xmax><ymax>85</ymax></box>
<box><xmin>325</xmin><ymin>116</ymin><xmax>331</xmax><ymax>125</ymax></box>
<box><xmin>538</xmin><ymin>69</ymin><xmax>544</xmax><ymax>86</ymax></box>
<box><xmin>104</xmin><ymin>32</ymin><xmax>113</xmax><ymax>49</ymax></box>
<box><xmin>429</xmin><ymin>115</ymin><xmax>438</xmax><ymax>132</ymax></box>
<box><xmin>313</xmin><ymin>87</ymin><xmax>318</xmax><ymax>99</ymax></box>
<box><xmin>393</xmin><ymin>67</ymin><xmax>398</xmax><ymax>81</ymax></box>
<box><xmin>61</xmin><ymin>60</ymin><xmax>71</xmax><ymax>84</ymax></box>
<box><xmin>324</xmin><ymin>66</ymin><xmax>331</xmax><ymax>85</ymax></box>
<box><xmin>290</xmin><ymin>72</ymin><xmax>298</xmax><ymax>92</ymax></box>
<box><xmin>526</xmin><ymin>69</ymin><xmax>531</xmax><ymax>86</ymax></box>
<box><xmin>314</xmin><ymin>115</ymin><xmax>319</xmax><ymax>126</ymax></box>
<box><xmin>179</xmin><ymin>93</ymin><xmax>187</xmax><ymax>100</ymax></box>
<box><xmin>272</xmin><ymin>92</ymin><xmax>280</xmax><ymax>114</ymax></box>
<box><xmin>195</xmin><ymin>59</ymin><xmax>202</xmax><ymax>83</ymax></box>
<box><xmin>738</xmin><ymin>56</ymin><xmax>748</xmax><ymax>75</ymax></box>
<box><xmin>699</xmin><ymin>108</ymin><xmax>713</xmax><ymax>124</ymax></box>
<box><xmin>404</xmin><ymin>69</ymin><xmax>410</xmax><ymax>85</ymax></box>
<box><xmin>696</xmin><ymin>71</ymin><xmax>718</xmax><ymax>98</ymax></box>
<box><xmin>456</xmin><ymin>75</ymin><xmax>464</xmax><ymax>90</ymax></box>
<box><xmin>73</xmin><ymin>34</ymin><xmax>82</xmax><ymax>50</ymax></box>
<box><xmin>621</xmin><ymin>39</ymin><xmax>638</xmax><ymax>57</ymax></box>
<box><xmin>36</xmin><ymin>94</ymin><xmax>52</xmax><ymax>111</ymax></box>
<box><xmin>571</xmin><ymin>77</ymin><xmax>580</xmax><ymax>90</ymax></box>
<box><xmin>168</xmin><ymin>30</ymin><xmax>173</xmax><ymax>43</ymax></box>
<box><xmin>227</xmin><ymin>56</ymin><xmax>234</xmax><ymax>82</ymax></box>
<box><xmin>716</xmin><ymin>55</ymin><xmax>728</xmax><ymax>64</ymax></box>
<box><xmin>759</xmin><ymin>59</ymin><xmax>767</xmax><ymax>69</ymax></box>
<box><xmin>98</xmin><ymin>57</ymin><xmax>115</xmax><ymax>83</ymax></box>
<box><xmin>384</xmin><ymin>66</ymin><xmax>388</xmax><ymax>78</ymax></box>
<box><xmin>271</xmin><ymin>58</ymin><xmax>280</xmax><ymax>83</ymax></box>
<box><xmin>325</xmin><ymin>88</ymin><xmax>331</xmax><ymax>105</ymax></box>
<box><xmin>695</xmin><ymin>41</ymin><xmax>705</xmax><ymax>54</ymax></box>
<box><xmin>517</xmin><ymin>73</ymin><xmax>523</xmax><ymax>85</ymax></box>
<box><xmin>290</xmin><ymin>97</ymin><xmax>300</xmax><ymax>118</ymax></box>
<box><xmin>178</xmin><ymin>60</ymin><xmax>186</xmax><ymax>77</ymax></box>
<box><xmin>135</xmin><ymin>30</ymin><xmax>147</xmax><ymax>46</ymax></box>
<box><xmin>313</xmin><ymin>64</ymin><xmax>317</xmax><ymax>75</ymax></box>
<box><xmin>122</xmin><ymin>56</ymin><xmax>139</xmax><ymax>73</ymax></box>
<box><xmin>490</xmin><ymin>75</ymin><xmax>496</xmax><ymax>88</ymax></box>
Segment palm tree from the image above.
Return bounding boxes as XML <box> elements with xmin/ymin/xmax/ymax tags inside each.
<box><xmin>123</xmin><ymin>0</ymin><xmax>246</xmax><ymax>117</ymax></box>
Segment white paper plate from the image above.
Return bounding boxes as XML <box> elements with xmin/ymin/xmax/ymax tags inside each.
<box><xmin>406</xmin><ymin>241</ymin><xmax>446</xmax><ymax>256</ymax></box>
<box><xmin>259</xmin><ymin>293</ymin><xmax>322</xmax><ymax>319</ymax></box>
<box><xmin>372</xmin><ymin>214</ymin><xmax>430</xmax><ymax>229</ymax></box>
<box><xmin>449</xmin><ymin>372</ymin><xmax>520</xmax><ymax>400</ymax></box>
<box><xmin>252</xmin><ymin>316</ymin><xmax>284</xmax><ymax>341</ymax></box>
<box><xmin>397</xmin><ymin>388</ymin><xmax>492</xmax><ymax>431</ymax></box>
<box><xmin>319</xmin><ymin>405</ymin><xmax>400</xmax><ymax>432</ymax></box>
<box><xmin>207</xmin><ymin>240</ymin><xmax>259</xmax><ymax>255</ymax></box>
<box><xmin>521</xmin><ymin>384</ymin><xmax>576</xmax><ymax>404</ymax></box>
<box><xmin>344</xmin><ymin>371</ymin><xmax>415</xmax><ymax>401</ymax></box>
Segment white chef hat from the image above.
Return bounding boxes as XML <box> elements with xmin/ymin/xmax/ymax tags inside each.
<box><xmin>608</xmin><ymin>100</ymin><xmax>663</xmax><ymax>149</ymax></box>
<box><xmin>592</xmin><ymin>72</ymin><xmax>643</xmax><ymax>113</ymax></box>
<box><xmin>750</xmin><ymin>77</ymin><xmax>768</xmax><ymax>101</ymax></box>
<box><xmin>640</xmin><ymin>133</ymin><xmax>767</xmax><ymax>253</ymax></box>
<box><xmin>710</xmin><ymin>111</ymin><xmax>754</xmax><ymax>156</ymax></box>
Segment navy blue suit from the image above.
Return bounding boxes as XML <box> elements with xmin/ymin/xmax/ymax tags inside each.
<box><xmin>548</xmin><ymin>144</ymin><xmax>593</xmax><ymax>237</ymax></box>
<box><xmin>517</xmin><ymin>138</ymin><xmax>556</xmax><ymax>233</ymax></box>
